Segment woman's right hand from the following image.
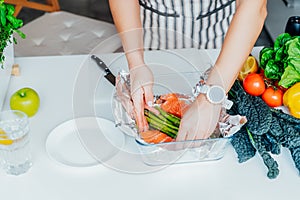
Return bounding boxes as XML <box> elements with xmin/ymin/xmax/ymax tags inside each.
<box><xmin>130</xmin><ymin>64</ymin><xmax>154</xmax><ymax>132</ymax></box>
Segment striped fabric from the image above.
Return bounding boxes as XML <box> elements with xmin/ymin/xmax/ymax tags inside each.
<box><xmin>139</xmin><ymin>0</ymin><xmax>236</xmax><ymax>50</ymax></box>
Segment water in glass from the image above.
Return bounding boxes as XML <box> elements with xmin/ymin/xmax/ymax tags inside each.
<box><xmin>0</xmin><ymin>110</ymin><xmax>32</xmax><ymax>175</ymax></box>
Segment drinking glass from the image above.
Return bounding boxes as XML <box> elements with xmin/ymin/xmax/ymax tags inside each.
<box><xmin>0</xmin><ymin>110</ymin><xmax>32</xmax><ymax>175</ymax></box>
<box><xmin>285</xmin><ymin>16</ymin><xmax>300</xmax><ymax>36</ymax></box>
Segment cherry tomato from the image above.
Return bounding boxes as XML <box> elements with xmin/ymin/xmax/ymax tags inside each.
<box><xmin>243</xmin><ymin>73</ymin><xmax>266</xmax><ymax>96</ymax></box>
<box><xmin>261</xmin><ymin>87</ymin><xmax>283</xmax><ymax>107</ymax></box>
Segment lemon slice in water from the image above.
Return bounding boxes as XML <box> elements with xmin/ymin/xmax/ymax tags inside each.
<box><xmin>0</xmin><ymin>128</ymin><xmax>13</xmax><ymax>145</ymax></box>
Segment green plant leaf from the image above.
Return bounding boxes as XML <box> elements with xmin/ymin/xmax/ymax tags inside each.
<box><xmin>14</xmin><ymin>29</ymin><xmax>26</xmax><ymax>39</ymax></box>
<box><xmin>0</xmin><ymin>4</ymin><xmax>6</xmax><ymax>26</ymax></box>
<box><xmin>0</xmin><ymin>2</ymin><xmax>25</xmax><ymax>66</ymax></box>
<box><xmin>6</xmin><ymin>4</ymin><xmax>14</xmax><ymax>16</ymax></box>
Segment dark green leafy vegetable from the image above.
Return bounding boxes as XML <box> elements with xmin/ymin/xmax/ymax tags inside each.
<box><xmin>275</xmin><ymin>46</ymin><xmax>285</xmax><ymax>63</ymax></box>
<box><xmin>260</xmin><ymin>152</ymin><xmax>280</xmax><ymax>179</ymax></box>
<box><xmin>276</xmin><ymin>36</ymin><xmax>300</xmax><ymax>88</ymax></box>
<box><xmin>231</xmin><ymin>127</ymin><xmax>256</xmax><ymax>163</ymax></box>
<box><xmin>271</xmin><ymin>108</ymin><xmax>300</xmax><ymax>124</ymax></box>
<box><xmin>278</xmin><ymin>37</ymin><xmax>300</xmax><ymax>87</ymax></box>
<box><xmin>273</xmin><ymin>33</ymin><xmax>292</xmax><ymax>51</ymax></box>
<box><xmin>259</xmin><ymin>33</ymin><xmax>300</xmax><ymax>87</ymax></box>
<box><xmin>264</xmin><ymin>60</ymin><xmax>283</xmax><ymax>80</ymax></box>
<box><xmin>295</xmin><ymin>124</ymin><xmax>300</xmax><ymax>132</ymax></box>
<box><xmin>289</xmin><ymin>147</ymin><xmax>300</xmax><ymax>175</ymax></box>
<box><xmin>229</xmin><ymin>81</ymin><xmax>300</xmax><ymax>178</ymax></box>
<box><xmin>259</xmin><ymin>47</ymin><xmax>274</xmax><ymax>69</ymax></box>
<box><xmin>229</xmin><ymin>81</ymin><xmax>272</xmax><ymax>135</ymax></box>
<box><xmin>289</xmin><ymin>57</ymin><xmax>300</xmax><ymax>73</ymax></box>
<box><xmin>278</xmin><ymin>65</ymin><xmax>300</xmax><ymax>88</ymax></box>
<box><xmin>264</xmin><ymin>133</ymin><xmax>281</xmax><ymax>155</ymax></box>
<box><xmin>247</xmin><ymin>129</ymin><xmax>279</xmax><ymax>179</ymax></box>
<box><xmin>285</xmin><ymin>37</ymin><xmax>300</xmax><ymax>58</ymax></box>
<box><xmin>277</xmin><ymin>118</ymin><xmax>300</xmax><ymax>148</ymax></box>
<box><xmin>268</xmin><ymin>114</ymin><xmax>284</xmax><ymax>137</ymax></box>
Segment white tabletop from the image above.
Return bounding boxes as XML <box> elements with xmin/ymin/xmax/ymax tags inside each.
<box><xmin>1</xmin><ymin>48</ymin><xmax>299</xmax><ymax>200</ymax></box>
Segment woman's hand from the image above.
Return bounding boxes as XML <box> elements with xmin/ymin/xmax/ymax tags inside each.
<box><xmin>176</xmin><ymin>94</ymin><xmax>222</xmax><ymax>141</ymax></box>
<box><xmin>130</xmin><ymin>64</ymin><xmax>154</xmax><ymax>132</ymax></box>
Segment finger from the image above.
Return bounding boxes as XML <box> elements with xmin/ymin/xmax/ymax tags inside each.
<box><xmin>133</xmin><ymin>105</ymin><xmax>145</xmax><ymax>133</ymax></box>
<box><xmin>185</xmin><ymin>130</ymin><xmax>198</xmax><ymax>141</ymax></box>
<box><xmin>131</xmin><ymin>91</ymin><xmax>147</xmax><ymax>132</ymax></box>
<box><xmin>143</xmin><ymin>84</ymin><xmax>154</xmax><ymax>105</ymax></box>
<box><xmin>142</xmin><ymin>109</ymin><xmax>149</xmax><ymax>131</ymax></box>
<box><xmin>139</xmin><ymin>97</ymin><xmax>149</xmax><ymax>132</ymax></box>
<box><xmin>201</xmin><ymin>111</ymin><xmax>220</xmax><ymax>139</ymax></box>
<box><xmin>141</xmin><ymin>81</ymin><xmax>153</xmax><ymax>131</ymax></box>
<box><xmin>176</xmin><ymin>123</ymin><xmax>188</xmax><ymax>142</ymax></box>
<box><xmin>144</xmin><ymin>104</ymin><xmax>160</xmax><ymax>115</ymax></box>
<box><xmin>143</xmin><ymin>84</ymin><xmax>162</xmax><ymax>116</ymax></box>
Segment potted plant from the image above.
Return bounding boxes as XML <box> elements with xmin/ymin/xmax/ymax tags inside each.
<box><xmin>0</xmin><ymin>0</ymin><xmax>25</xmax><ymax>110</ymax></box>
<box><xmin>0</xmin><ymin>0</ymin><xmax>25</xmax><ymax>67</ymax></box>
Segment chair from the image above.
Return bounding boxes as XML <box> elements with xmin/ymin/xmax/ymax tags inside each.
<box><xmin>8</xmin><ymin>0</ymin><xmax>122</xmax><ymax>57</ymax></box>
<box><xmin>4</xmin><ymin>0</ymin><xmax>60</xmax><ymax>16</ymax></box>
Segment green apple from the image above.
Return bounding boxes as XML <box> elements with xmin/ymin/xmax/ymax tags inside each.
<box><xmin>10</xmin><ymin>87</ymin><xmax>40</xmax><ymax>117</ymax></box>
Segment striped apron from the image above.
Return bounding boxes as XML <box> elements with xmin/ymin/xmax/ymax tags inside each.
<box><xmin>139</xmin><ymin>0</ymin><xmax>236</xmax><ymax>50</ymax></box>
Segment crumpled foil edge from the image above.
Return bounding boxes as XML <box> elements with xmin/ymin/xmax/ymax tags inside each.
<box><xmin>112</xmin><ymin>70</ymin><xmax>247</xmax><ymax>139</ymax></box>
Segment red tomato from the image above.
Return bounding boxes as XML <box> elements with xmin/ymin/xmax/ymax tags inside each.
<box><xmin>243</xmin><ymin>73</ymin><xmax>266</xmax><ymax>96</ymax></box>
<box><xmin>261</xmin><ymin>87</ymin><xmax>283</xmax><ymax>107</ymax></box>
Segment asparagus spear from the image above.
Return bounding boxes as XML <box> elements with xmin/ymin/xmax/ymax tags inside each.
<box><xmin>144</xmin><ymin>109</ymin><xmax>179</xmax><ymax>131</ymax></box>
<box><xmin>145</xmin><ymin>116</ymin><xmax>177</xmax><ymax>138</ymax></box>
<box><xmin>154</xmin><ymin>106</ymin><xmax>181</xmax><ymax>127</ymax></box>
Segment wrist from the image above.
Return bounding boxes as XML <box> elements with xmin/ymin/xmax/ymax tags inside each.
<box><xmin>205</xmin><ymin>64</ymin><xmax>233</xmax><ymax>93</ymax></box>
<box><xmin>125</xmin><ymin>49</ymin><xmax>145</xmax><ymax>69</ymax></box>
<box><xmin>194</xmin><ymin>82</ymin><xmax>233</xmax><ymax>109</ymax></box>
<box><xmin>195</xmin><ymin>94</ymin><xmax>221</xmax><ymax>109</ymax></box>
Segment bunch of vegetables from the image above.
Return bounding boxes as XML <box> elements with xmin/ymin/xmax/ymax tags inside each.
<box><xmin>142</xmin><ymin>106</ymin><xmax>180</xmax><ymax>143</ymax></box>
<box><xmin>242</xmin><ymin>66</ymin><xmax>284</xmax><ymax>108</ymax></box>
<box><xmin>228</xmin><ymin>80</ymin><xmax>300</xmax><ymax>179</ymax></box>
<box><xmin>0</xmin><ymin>0</ymin><xmax>26</xmax><ymax>67</ymax></box>
<box><xmin>140</xmin><ymin>93</ymin><xmax>186</xmax><ymax>144</ymax></box>
<box><xmin>259</xmin><ymin>33</ymin><xmax>300</xmax><ymax>88</ymax></box>
<box><xmin>240</xmin><ymin>33</ymin><xmax>300</xmax><ymax>119</ymax></box>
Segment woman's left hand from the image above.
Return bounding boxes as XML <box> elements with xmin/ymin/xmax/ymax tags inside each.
<box><xmin>176</xmin><ymin>94</ymin><xmax>222</xmax><ymax>141</ymax></box>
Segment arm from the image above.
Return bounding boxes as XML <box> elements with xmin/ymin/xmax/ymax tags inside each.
<box><xmin>108</xmin><ymin>0</ymin><xmax>144</xmax><ymax>68</ymax></box>
<box><xmin>177</xmin><ymin>0</ymin><xmax>267</xmax><ymax>141</ymax></box>
<box><xmin>206</xmin><ymin>0</ymin><xmax>268</xmax><ymax>91</ymax></box>
<box><xmin>109</xmin><ymin>0</ymin><xmax>154</xmax><ymax>132</ymax></box>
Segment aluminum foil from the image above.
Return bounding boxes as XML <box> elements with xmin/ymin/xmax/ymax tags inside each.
<box><xmin>112</xmin><ymin>70</ymin><xmax>247</xmax><ymax>139</ymax></box>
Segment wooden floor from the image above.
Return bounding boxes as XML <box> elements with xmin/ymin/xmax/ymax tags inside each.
<box><xmin>16</xmin><ymin>0</ymin><xmax>273</xmax><ymax>47</ymax></box>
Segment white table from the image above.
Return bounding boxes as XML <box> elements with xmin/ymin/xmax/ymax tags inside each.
<box><xmin>1</xmin><ymin>48</ymin><xmax>299</xmax><ymax>200</ymax></box>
